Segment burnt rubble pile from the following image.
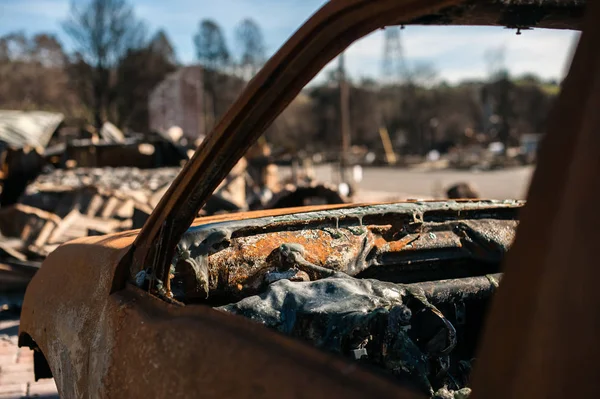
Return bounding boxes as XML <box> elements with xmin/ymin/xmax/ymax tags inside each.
<box><xmin>0</xmin><ymin>167</ymin><xmax>180</xmax><ymax>273</ymax></box>
<box><xmin>0</xmin><ymin>114</ymin><xmax>194</xmax><ymax>298</ymax></box>
<box><xmin>0</xmin><ymin>165</ymin><xmax>347</xmax><ymax>301</ymax></box>
<box><xmin>0</xmin><ymin>128</ymin><xmax>350</xmax><ymax>301</ymax></box>
<box><xmin>27</xmin><ymin>167</ymin><xmax>180</xmax><ymax>197</ymax></box>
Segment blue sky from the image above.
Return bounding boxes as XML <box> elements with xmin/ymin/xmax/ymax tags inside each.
<box><xmin>0</xmin><ymin>0</ymin><xmax>581</xmax><ymax>84</ymax></box>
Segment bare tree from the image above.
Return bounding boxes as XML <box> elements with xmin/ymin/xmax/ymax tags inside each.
<box><xmin>0</xmin><ymin>32</ymin><xmax>66</xmax><ymax>66</ymax></box>
<box><xmin>150</xmin><ymin>30</ymin><xmax>177</xmax><ymax>65</ymax></box>
<box><xmin>235</xmin><ymin>18</ymin><xmax>266</xmax><ymax>79</ymax></box>
<box><xmin>115</xmin><ymin>31</ymin><xmax>177</xmax><ymax>131</ymax></box>
<box><xmin>194</xmin><ymin>20</ymin><xmax>230</xmax><ymax>71</ymax></box>
<box><xmin>63</xmin><ymin>0</ymin><xmax>146</xmax><ymax>129</ymax></box>
<box><xmin>0</xmin><ymin>32</ymin><xmax>82</xmax><ymax>118</ymax></box>
<box><xmin>0</xmin><ymin>33</ymin><xmax>28</xmax><ymax>62</ymax></box>
<box><xmin>193</xmin><ymin>19</ymin><xmax>231</xmax><ymax>131</ymax></box>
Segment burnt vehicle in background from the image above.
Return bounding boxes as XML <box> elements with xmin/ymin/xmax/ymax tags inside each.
<box><xmin>17</xmin><ymin>0</ymin><xmax>598</xmax><ymax>398</ymax></box>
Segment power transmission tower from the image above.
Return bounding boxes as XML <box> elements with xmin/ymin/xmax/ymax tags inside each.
<box><xmin>377</xmin><ymin>27</ymin><xmax>408</xmax><ymax>163</ymax></box>
<box><xmin>484</xmin><ymin>46</ymin><xmax>506</xmax><ymax>79</ymax></box>
<box><xmin>382</xmin><ymin>26</ymin><xmax>408</xmax><ymax>84</ymax></box>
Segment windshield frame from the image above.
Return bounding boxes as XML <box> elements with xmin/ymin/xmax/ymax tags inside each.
<box><xmin>120</xmin><ymin>0</ymin><xmax>584</xmax><ymax>297</ymax></box>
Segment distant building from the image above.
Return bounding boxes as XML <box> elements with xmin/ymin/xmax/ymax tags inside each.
<box><xmin>148</xmin><ymin>66</ymin><xmax>245</xmax><ymax>141</ymax></box>
<box><xmin>148</xmin><ymin>66</ymin><xmax>205</xmax><ymax>141</ymax></box>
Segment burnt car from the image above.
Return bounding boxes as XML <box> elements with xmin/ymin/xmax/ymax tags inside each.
<box><xmin>18</xmin><ymin>0</ymin><xmax>597</xmax><ymax>398</ymax></box>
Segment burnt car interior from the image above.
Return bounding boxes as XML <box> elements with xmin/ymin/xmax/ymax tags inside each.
<box><xmin>145</xmin><ymin>200</ymin><xmax>520</xmax><ymax>394</ymax></box>
<box><xmin>19</xmin><ymin>0</ymin><xmax>600</xmax><ymax>398</ymax></box>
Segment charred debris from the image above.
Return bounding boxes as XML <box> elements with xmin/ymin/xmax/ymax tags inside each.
<box><xmin>0</xmin><ymin>117</ymin><xmax>191</xmax><ymax>294</ymax></box>
<box><xmin>0</xmin><ymin>118</ymin><xmax>345</xmax><ymax>297</ymax></box>
<box><xmin>135</xmin><ymin>200</ymin><xmax>522</xmax><ymax>397</ymax></box>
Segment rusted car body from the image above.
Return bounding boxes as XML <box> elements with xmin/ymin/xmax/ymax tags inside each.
<box><xmin>18</xmin><ymin>0</ymin><xmax>599</xmax><ymax>398</ymax></box>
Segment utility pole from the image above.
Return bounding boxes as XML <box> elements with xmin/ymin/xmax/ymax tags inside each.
<box><xmin>338</xmin><ymin>52</ymin><xmax>351</xmax><ymax>184</ymax></box>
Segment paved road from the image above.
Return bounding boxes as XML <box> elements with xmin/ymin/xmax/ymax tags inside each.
<box><xmin>282</xmin><ymin>165</ymin><xmax>534</xmax><ymax>200</ymax></box>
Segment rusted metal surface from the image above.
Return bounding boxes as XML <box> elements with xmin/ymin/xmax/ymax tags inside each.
<box><xmin>21</xmin><ymin>202</ymin><xmax>510</xmax><ymax>398</ymax></box>
<box><xmin>163</xmin><ymin>201</ymin><xmax>519</xmax><ymax>302</ymax></box>
<box><xmin>16</xmin><ymin>0</ymin><xmax>595</xmax><ymax>399</ymax></box>
<box><xmin>18</xmin><ymin>199</ymin><xmax>516</xmax><ymax>398</ymax></box>
<box><xmin>470</xmin><ymin>1</ymin><xmax>600</xmax><ymax>398</ymax></box>
<box><xmin>143</xmin><ymin>200</ymin><xmax>517</xmax><ymax>396</ymax></box>
<box><xmin>403</xmin><ymin>0</ymin><xmax>585</xmax><ymax>30</ymax></box>
<box><xmin>18</xmin><ymin>222</ymin><xmax>420</xmax><ymax>399</ymax></box>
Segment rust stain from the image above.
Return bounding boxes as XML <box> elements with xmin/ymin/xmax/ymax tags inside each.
<box><xmin>373</xmin><ymin>233</ymin><xmax>418</xmax><ymax>252</ymax></box>
<box><xmin>209</xmin><ymin>228</ymin><xmax>369</xmax><ymax>292</ymax></box>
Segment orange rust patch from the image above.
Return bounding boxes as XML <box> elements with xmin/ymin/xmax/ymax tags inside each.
<box><xmin>373</xmin><ymin>234</ymin><xmax>418</xmax><ymax>253</ymax></box>
<box><xmin>222</xmin><ymin>229</ymin><xmax>367</xmax><ymax>268</ymax></box>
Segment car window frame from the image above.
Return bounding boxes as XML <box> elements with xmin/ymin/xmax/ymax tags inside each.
<box><xmin>118</xmin><ymin>0</ymin><xmax>464</xmax><ymax>295</ymax></box>
<box><xmin>115</xmin><ymin>0</ymin><xmax>585</xmax><ymax>298</ymax></box>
